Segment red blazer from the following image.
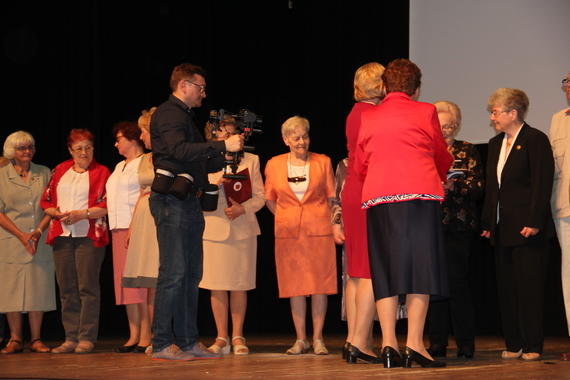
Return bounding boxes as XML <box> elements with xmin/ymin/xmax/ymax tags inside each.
<box><xmin>354</xmin><ymin>92</ymin><xmax>452</xmax><ymax>206</ymax></box>
<box><xmin>41</xmin><ymin>158</ymin><xmax>110</xmax><ymax>247</ymax></box>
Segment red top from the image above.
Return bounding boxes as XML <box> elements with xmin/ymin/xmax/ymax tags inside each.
<box><xmin>354</xmin><ymin>92</ymin><xmax>452</xmax><ymax>207</ymax></box>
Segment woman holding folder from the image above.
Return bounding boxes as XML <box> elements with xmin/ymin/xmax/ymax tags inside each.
<box><xmin>199</xmin><ymin>116</ymin><xmax>265</xmax><ymax>355</ymax></box>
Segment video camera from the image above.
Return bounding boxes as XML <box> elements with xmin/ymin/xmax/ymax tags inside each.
<box><xmin>209</xmin><ymin>109</ymin><xmax>262</xmax><ymax>179</ymax></box>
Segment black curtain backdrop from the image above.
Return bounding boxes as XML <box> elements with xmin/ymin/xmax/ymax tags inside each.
<box><xmin>1</xmin><ymin>1</ymin><xmax>567</xmax><ymax>341</ymax></box>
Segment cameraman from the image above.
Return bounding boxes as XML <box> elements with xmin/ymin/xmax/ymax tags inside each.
<box><xmin>149</xmin><ymin>63</ymin><xmax>244</xmax><ymax>361</ymax></box>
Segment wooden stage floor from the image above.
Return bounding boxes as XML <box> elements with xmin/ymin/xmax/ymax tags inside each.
<box><xmin>1</xmin><ymin>334</ymin><xmax>570</xmax><ymax>379</ymax></box>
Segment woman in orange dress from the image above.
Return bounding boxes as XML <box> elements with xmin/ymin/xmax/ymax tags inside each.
<box><xmin>265</xmin><ymin>116</ymin><xmax>337</xmax><ymax>356</ymax></box>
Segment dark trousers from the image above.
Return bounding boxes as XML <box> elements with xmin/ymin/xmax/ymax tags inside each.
<box><xmin>427</xmin><ymin>230</ymin><xmax>475</xmax><ymax>348</ymax></box>
<box><xmin>494</xmin><ymin>231</ymin><xmax>549</xmax><ymax>354</ymax></box>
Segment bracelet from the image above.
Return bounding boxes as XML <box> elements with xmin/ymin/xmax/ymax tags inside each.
<box><xmin>86</xmin><ymin>209</ymin><xmax>91</xmax><ymax>219</ymax></box>
<box><xmin>35</xmin><ymin>228</ymin><xmax>42</xmax><ymax>236</ymax></box>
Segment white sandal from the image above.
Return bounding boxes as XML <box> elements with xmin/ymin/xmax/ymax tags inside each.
<box><xmin>313</xmin><ymin>339</ymin><xmax>328</xmax><ymax>355</ymax></box>
<box><xmin>286</xmin><ymin>339</ymin><xmax>309</xmax><ymax>355</ymax></box>
<box><xmin>208</xmin><ymin>337</ymin><xmax>230</xmax><ymax>355</ymax></box>
<box><xmin>232</xmin><ymin>336</ymin><xmax>249</xmax><ymax>355</ymax></box>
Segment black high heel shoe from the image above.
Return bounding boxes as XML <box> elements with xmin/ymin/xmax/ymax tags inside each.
<box><xmin>402</xmin><ymin>346</ymin><xmax>446</xmax><ymax>368</ymax></box>
<box><xmin>381</xmin><ymin>346</ymin><xmax>402</xmax><ymax>368</ymax></box>
<box><xmin>346</xmin><ymin>344</ymin><xmax>382</xmax><ymax>364</ymax></box>
<box><xmin>342</xmin><ymin>342</ymin><xmax>351</xmax><ymax>360</ymax></box>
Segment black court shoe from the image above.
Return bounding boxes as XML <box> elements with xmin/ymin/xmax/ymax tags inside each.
<box><xmin>402</xmin><ymin>346</ymin><xmax>446</xmax><ymax>368</ymax></box>
<box><xmin>346</xmin><ymin>344</ymin><xmax>382</xmax><ymax>364</ymax></box>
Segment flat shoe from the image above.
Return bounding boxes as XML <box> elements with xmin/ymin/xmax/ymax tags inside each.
<box><xmin>287</xmin><ymin>339</ymin><xmax>309</xmax><ymax>355</ymax></box>
<box><xmin>312</xmin><ymin>339</ymin><xmax>328</xmax><ymax>355</ymax></box>
<box><xmin>51</xmin><ymin>341</ymin><xmax>78</xmax><ymax>354</ymax></box>
<box><xmin>501</xmin><ymin>349</ymin><xmax>522</xmax><ymax>359</ymax></box>
<box><xmin>522</xmin><ymin>352</ymin><xmax>540</xmax><ymax>361</ymax></box>
<box><xmin>232</xmin><ymin>336</ymin><xmax>249</xmax><ymax>355</ymax></box>
<box><xmin>30</xmin><ymin>339</ymin><xmax>50</xmax><ymax>353</ymax></box>
<box><xmin>208</xmin><ymin>337</ymin><xmax>230</xmax><ymax>355</ymax></box>
<box><xmin>75</xmin><ymin>341</ymin><xmax>94</xmax><ymax>354</ymax></box>
<box><xmin>183</xmin><ymin>342</ymin><xmax>222</xmax><ymax>359</ymax></box>
<box><xmin>0</xmin><ymin>339</ymin><xmax>23</xmax><ymax>354</ymax></box>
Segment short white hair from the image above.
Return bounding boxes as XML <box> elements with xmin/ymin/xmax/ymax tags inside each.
<box><xmin>3</xmin><ymin>130</ymin><xmax>35</xmax><ymax>159</ymax></box>
<box><xmin>281</xmin><ymin>116</ymin><xmax>310</xmax><ymax>137</ymax></box>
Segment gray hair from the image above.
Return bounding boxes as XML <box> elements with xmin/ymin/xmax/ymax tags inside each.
<box><xmin>3</xmin><ymin>130</ymin><xmax>35</xmax><ymax>159</ymax></box>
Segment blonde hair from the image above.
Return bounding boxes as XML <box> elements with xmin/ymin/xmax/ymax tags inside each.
<box><xmin>204</xmin><ymin>115</ymin><xmax>237</xmax><ymax>142</ymax></box>
<box><xmin>281</xmin><ymin>116</ymin><xmax>310</xmax><ymax>137</ymax></box>
<box><xmin>354</xmin><ymin>62</ymin><xmax>385</xmax><ymax>102</ymax></box>
<box><xmin>138</xmin><ymin>107</ymin><xmax>157</xmax><ymax>132</ymax></box>
<box><xmin>3</xmin><ymin>130</ymin><xmax>35</xmax><ymax>159</ymax></box>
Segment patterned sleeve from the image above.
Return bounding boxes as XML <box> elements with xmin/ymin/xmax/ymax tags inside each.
<box><xmin>331</xmin><ymin>158</ymin><xmax>348</xmax><ymax>225</ymax></box>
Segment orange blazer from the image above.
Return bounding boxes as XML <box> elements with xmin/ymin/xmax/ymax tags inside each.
<box><xmin>265</xmin><ymin>152</ymin><xmax>335</xmax><ymax>239</ymax></box>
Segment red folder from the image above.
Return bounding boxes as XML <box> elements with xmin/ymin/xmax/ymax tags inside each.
<box><xmin>222</xmin><ymin>168</ymin><xmax>252</xmax><ymax>206</ymax></box>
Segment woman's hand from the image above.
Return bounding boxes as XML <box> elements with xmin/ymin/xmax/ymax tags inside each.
<box><xmin>16</xmin><ymin>229</ymin><xmax>38</xmax><ymax>255</ymax></box>
<box><xmin>332</xmin><ymin>224</ymin><xmax>345</xmax><ymax>245</ymax></box>
<box><xmin>61</xmin><ymin>209</ymin><xmax>86</xmax><ymax>226</ymax></box>
<box><xmin>224</xmin><ymin>197</ymin><xmax>245</xmax><ymax>221</ymax></box>
<box><xmin>520</xmin><ymin>227</ymin><xmax>539</xmax><ymax>238</ymax></box>
<box><xmin>443</xmin><ymin>179</ymin><xmax>454</xmax><ymax>191</ymax></box>
<box><xmin>480</xmin><ymin>230</ymin><xmax>490</xmax><ymax>239</ymax></box>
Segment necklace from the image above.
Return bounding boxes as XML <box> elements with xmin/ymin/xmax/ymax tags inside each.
<box><xmin>287</xmin><ymin>153</ymin><xmax>308</xmax><ymax>184</ymax></box>
<box><xmin>73</xmin><ymin>166</ymin><xmax>88</xmax><ymax>174</ymax></box>
<box><xmin>12</xmin><ymin>162</ymin><xmax>29</xmax><ymax>177</ymax></box>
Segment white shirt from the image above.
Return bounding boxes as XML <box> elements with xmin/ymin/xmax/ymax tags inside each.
<box><xmin>106</xmin><ymin>156</ymin><xmax>142</xmax><ymax>229</ymax></box>
<box><xmin>57</xmin><ymin>168</ymin><xmax>90</xmax><ymax>237</ymax></box>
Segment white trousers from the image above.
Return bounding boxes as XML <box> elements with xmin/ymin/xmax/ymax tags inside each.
<box><xmin>554</xmin><ymin>216</ymin><xmax>570</xmax><ymax>334</ymax></box>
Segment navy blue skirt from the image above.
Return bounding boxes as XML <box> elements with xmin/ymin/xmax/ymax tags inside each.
<box><xmin>367</xmin><ymin>199</ymin><xmax>448</xmax><ymax>301</ymax></box>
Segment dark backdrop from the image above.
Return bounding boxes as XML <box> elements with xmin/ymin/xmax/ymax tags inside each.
<box><xmin>1</xmin><ymin>1</ymin><xmax>567</xmax><ymax>341</ymax></box>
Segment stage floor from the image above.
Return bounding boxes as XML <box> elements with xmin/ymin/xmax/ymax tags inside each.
<box><xmin>1</xmin><ymin>334</ymin><xmax>570</xmax><ymax>379</ymax></box>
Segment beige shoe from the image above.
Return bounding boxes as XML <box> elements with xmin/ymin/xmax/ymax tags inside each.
<box><xmin>75</xmin><ymin>341</ymin><xmax>94</xmax><ymax>354</ymax></box>
<box><xmin>522</xmin><ymin>352</ymin><xmax>540</xmax><ymax>361</ymax></box>
<box><xmin>313</xmin><ymin>339</ymin><xmax>328</xmax><ymax>355</ymax></box>
<box><xmin>208</xmin><ymin>337</ymin><xmax>230</xmax><ymax>355</ymax></box>
<box><xmin>232</xmin><ymin>336</ymin><xmax>249</xmax><ymax>355</ymax></box>
<box><xmin>286</xmin><ymin>340</ymin><xmax>309</xmax><ymax>355</ymax></box>
<box><xmin>51</xmin><ymin>341</ymin><xmax>78</xmax><ymax>354</ymax></box>
<box><xmin>501</xmin><ymin>349</ymin><xmax>522</xmax><ymax>359</ymax></box>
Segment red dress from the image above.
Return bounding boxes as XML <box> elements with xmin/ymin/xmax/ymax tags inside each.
<box><xmin>342</xmin><ymin>102</ymin><xmax>375</xmax><ymax>278</ymax></box>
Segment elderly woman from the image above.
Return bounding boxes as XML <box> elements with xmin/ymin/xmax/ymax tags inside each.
<box><xmin>106</xmin><ymin>121</ymin><xmax>152</xmax><ymax>353</ymax></box>
<box><xmin>41</xmin><ymin>129</ymin><xmax>110</xmax><ymax>354</ymax></box>
<box><xmin>0</xmin><ymin>131</ymin><xmax>54</xmax><ymax>354</ymax></box>
<box><xmin>199</xmin><ymin>116</ymin><xmax>265</xmax><ymax>355</ymax></box>
<box><xmin>122</xmin><ymin>108</ymin><xmax>158</xmax><ymax>354</ymax></box>
<box><xmin>426</xmin><ymin>101</ymin><xmax>484</xmax><ymax>359</ymax></box>
<box><xmin>481</xmin><ymin>88</ymin><xmax>554</xmax><ymax>361</ymax></box>
<box><xmin>265</xmin><ymin>116</ymin><xmax>337</xmax><ymax>356</ymax></box>
<box><xmin>343</xmin><ymin>62</ymin><xmax>385</xmax><ymax>364</ymax></box>
<box><xmin>354</xmin><ymin>59</ymin><xmax>453</xmax><ymax>368</ymax></box>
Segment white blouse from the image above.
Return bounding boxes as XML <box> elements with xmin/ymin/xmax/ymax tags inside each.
<box><xmin>57</xmin><ymin>168</ymin><xmax>90</xmax><ymax>237</ymax></box>
<box><xmin>106</xmin><ymin>156</ymin><xmax>142</xmax><ymax>230</ymax></box>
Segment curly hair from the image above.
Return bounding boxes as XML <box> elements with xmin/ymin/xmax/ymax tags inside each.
<box><xmin>382</xmin><ymin>59</ymin><xmax>422</xmax><ymax>96</ymax></box>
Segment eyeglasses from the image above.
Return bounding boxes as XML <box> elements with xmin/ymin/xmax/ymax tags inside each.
<box><xmin>490</xmin><ymin>110</ymin><xmax>508</xmax><ymax>117</ymax></box>
<box><xmin>184</xmin><ymin>80</ymin><xmax>206</xmax><ymax>93</ymax></box>
<box><xmin>563</xmin><ymin>79</ymin><xmax>570</xmax><ymax>86</ymax></box>
<box><xmin>441</xmin><ymin>124</ymin><xmax>456</xmax><ymax>131</ymax></box>
<box><xmin>115</xmin><ymin>135</ymin><xmax>125</xmax><ymax>143</ymax></box>
<box><xmin>71</xmin><ymin>146</ymin><xmax>94</xmax><ymax>154</ymax></box>
<box><xmin>15</xmin><ymin>145</ymin><xmax>35</xmax><ymax>152</ymax></box>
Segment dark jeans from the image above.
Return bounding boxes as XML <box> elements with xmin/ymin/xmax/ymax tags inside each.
<box><xmin>150</xmin><ymin>192</ymin><xmax>204</xmax><ymax>351</ymax></box>
<box><xmin>427</xmin><ymin>230</ymin><xmax>475</xmax><ymax>349</ymax></box>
